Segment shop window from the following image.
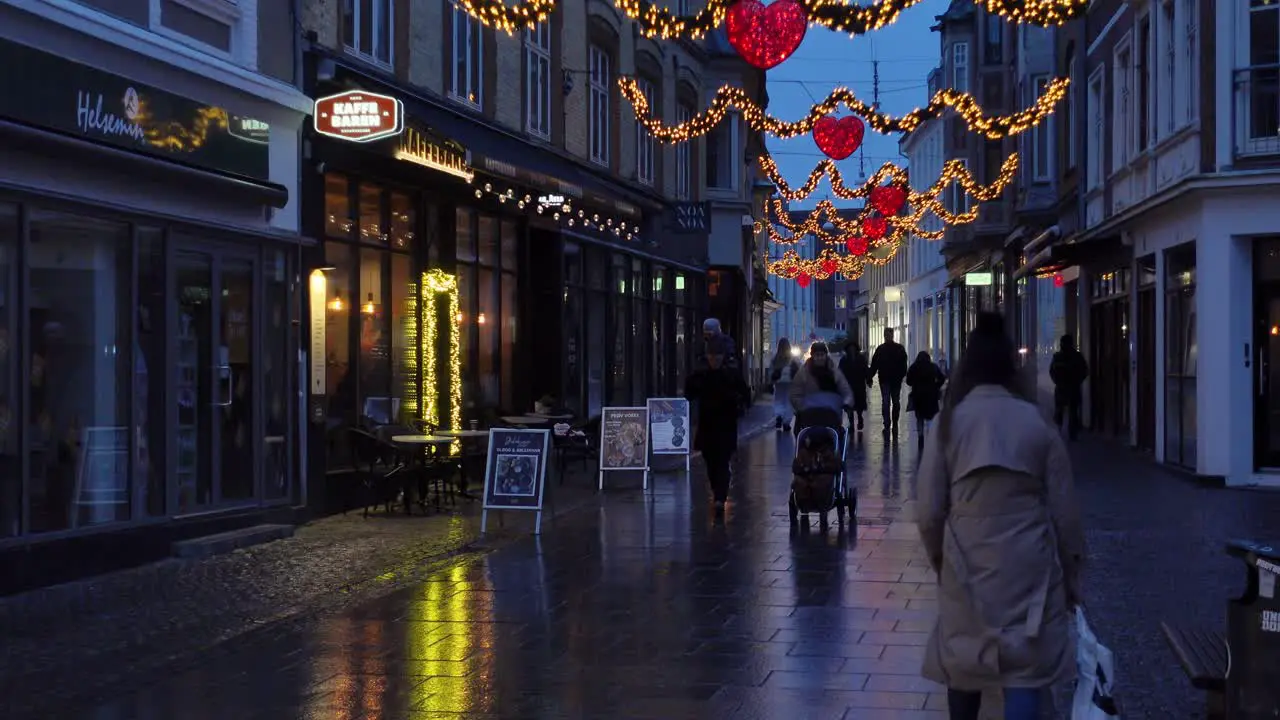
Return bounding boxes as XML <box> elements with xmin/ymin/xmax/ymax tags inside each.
<box><xmin>610</xmin><ymin>256</ymin><xmax>629</xmax><ymax>404</ymax></box>
<box><xmin>478</xmin><ymin>268</ymin><xmax>498</xmax><ymax>405</ymax></box>
<box><xmin>359</xmin><ymin>183</ymin><xmax>386</xmax><ymax>244</ymax></box>
<box><xmin>501</xmin><ymin>272</ymin><xmax>517</xmax><ymax>411</ymax></box>
<box><xmin>390</xmin><ymin>193</ymin><xmax>415</xmax><ymax>251</ymax></box>
<box><xmin>479</xmin><ymin>215</ymin><xmax>498</xmax><ymax>266</ymax></box>
<box><xmin>27</xmin><ymin>211</ymin><xmax>132</xmax><ymax>533</ymax></box>
<box><xmin>324</xmin><ymin>173</ymin><xmax>353</xmax><ymax>239</ymax></box>
<box><xmin>1165</xmin><ymin>244</ymin><xmax>1197</xmax><ymax>468</ymax></box>
<box><xmin>324</xmin><ymin>242</ymin><xmax>354</xmax><ymax>420</ymax></box>
<box><xmin>358</xmin><ymin>248</ymin><xmax>390</xmax><ymax>421</ymax></box>
<box><xmin>343</xmin><ymin>0</ymin><xmax>394</xmax><ymax>66</ymax></box>
<box><xmin>136</xmin><ymin>228</ymin><xmax>167</xmax><ymax>517</ymax></box>
<box><xmin>264</xmin><ymin>248</ymin><xmax>293</xmax><ymax>500</ymax></box>
<box><xmin>390</xmin><ymin>253</ymin><xmax>414</xmax><ymax>423</ymax></box>
<box><xmin>0</xmin><ymin>204</ymin><xmax>16</xmax><ymax>537</ymax></box>
<box><xmin>500</xmin><ymin>220</ymin><xmax>518</xmax><ymax>271</ymax></box>
<box><xmin>456</xmin><ymin>208</ymin><xmax>476</xmax><ymax>262</ymax></box>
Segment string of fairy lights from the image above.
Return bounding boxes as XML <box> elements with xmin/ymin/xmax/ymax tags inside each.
<box><xmin>449</xmin><ymin>0</ymin><xmax>1087</xmax><ymax>37</ymax></box>
<box><xmin>620</xmin><ymin>76</ymin><xmax>1069</xmax><ymax>142</ymax></box>
<box><xmin>470</xmin><ymin>180</ymin><xmax>644</xmax><ymax>243</ymax></box>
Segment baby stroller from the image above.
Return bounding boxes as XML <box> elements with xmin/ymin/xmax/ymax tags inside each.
<box><xmin>789</xmin><ymin>402</ymin><xmax>854</xmax><ymax>531</ymax></box>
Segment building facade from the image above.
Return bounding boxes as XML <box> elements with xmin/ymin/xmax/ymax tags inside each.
<box><xmin>766</xmin><ymin>227</ymin><xmax>818</xmax><ymax>357</ymax></box>
<box><xmin>297</xmin><ymin>1</ymin><xmax>764</xmax><ymax>509</ymax></box>
<box><xmin>0</xmin><ymin>0</ymin><xmax>313</xmax><ymax>593</ymax></box>
<box><xmin>1023</xmin><ymin>0</ymin><xmax>1280</xmax><ymax>487</ymax></box>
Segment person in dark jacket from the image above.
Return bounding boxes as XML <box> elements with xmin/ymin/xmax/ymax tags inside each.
<box><xmin>906</xmin><ymin>351</ymin><xmax>946</xmax><ymax>451</ymax></box>
<box><xmin>696</xmin><ymin>318</ymin><xmax>739</xmax><ymax>371</ymax></box>
<box><xmin>685</xmin><ymin>335</ymin><xmax>751</xmax><ymax>513</ymax></box>
<box><xmin>868</xmin><ymin>328</ymin><xmax>909</xmax><ymax>434</ymax></box>
<box><xmin>1049</xmin><ymin>334</ymin><xmax>1089</xmax><ymax>440</ymax></box>
<box><xmin>838</xmin><ymin>341</ymin><xmax>870</xmax><ymax>431</ymax></box>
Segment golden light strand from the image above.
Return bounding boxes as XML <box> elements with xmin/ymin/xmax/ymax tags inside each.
<box><xmin>621</xmin><ymin>77</ymin><xmax>1069</xmax><ymax>142</ymax></box>
<box><xmin>759</xmin><ymin>152</ymin><xmax>1020</xmax><ymax>207</ymax></box>
<box><xmin>450</xmin><ymin>0</ymin><xmax>1087</xmax><ymax>36</ymax></box>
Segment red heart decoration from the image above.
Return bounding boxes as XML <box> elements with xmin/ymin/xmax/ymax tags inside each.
<box><xmin>726</xmin><ymin>0</ymin><xmax>808</xmax><ymax>70</ymax></box>
<box><xmin>812</xmin><ymin>115</ymin><xmax>864</xmax><ymax>161</ymax></box>
<box><xmin>869</xmin><ymin>185</ymin><xmax>908</xmax><ymax>216</ymax></box>
<box><xmin>846</xmin><ymin>236</ymin><xmax>868</xmax><ymax>256</ymax></box>
<box><xmin>796</xmin><ymin>272</ymin><xmax>812</xmax><ymax>288</ymax></box>
<box><xmin>862</xmin><ymin>216</ymin><xmax>887</xmax><ymax>240</ymax></box>
<box><xmin>821</xmin><ymin>259</ymin><xmax>838</xmax><ymax>276</ymax></box>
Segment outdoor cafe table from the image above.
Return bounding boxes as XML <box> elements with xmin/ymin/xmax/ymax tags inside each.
<box><xmin>390</xmin><ymin>435</ymin><xmax>454</xmax><ymax>512</ymax></box>
<box><xmin>501</xmin><ymin>416</ymin><xmax>549</xmax><ymax>426</ymax></box>
<box><xmin>428</xmin><ymin>430</ymin><xmax>489</xmax><ymax>498</ymax></box>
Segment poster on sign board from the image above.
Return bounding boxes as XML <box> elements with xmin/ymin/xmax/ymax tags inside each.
<box><xmin>480</xmin><ymin>428</ymin><xmax>550</xmax><ymax>535</ymax></box>
<box><xmin>598</xmin><ymin>407</ymin><xmax>650</xmax><ymax>490</ymax></box>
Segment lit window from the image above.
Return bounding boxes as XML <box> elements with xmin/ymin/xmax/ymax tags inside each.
<box><xmin>343</xmin><ymin>0</ymin><xmax>393</xmax><ymax>66</ymax></box>
<box><xmin>525</xmin><ymin>24</ymin><xmax>552</xmax><ymax>139</ymax></box>
<box><xmin>451</xmin><ymin>3</ymin><xmax>483</xmax><ymax>107</ymax></box>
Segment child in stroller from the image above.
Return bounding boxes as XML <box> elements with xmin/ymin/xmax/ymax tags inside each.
<box><xmin>789</xmin><ymin>405</ymin><xmax>854</xmax><ymax>530</ymax></box>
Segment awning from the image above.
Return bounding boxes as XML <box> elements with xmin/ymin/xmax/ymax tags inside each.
<box><xmin>1013</xmin><ymin>229</ymin><xmax>1125</xmax><ymax>280</ymax></box>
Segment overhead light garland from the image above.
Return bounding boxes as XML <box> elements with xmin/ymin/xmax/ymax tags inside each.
<box><xmin>620</xmin><ymin>76</ymin><xmax>1068</xmax><ymax>143</ymax></box>
<box><xmin>470</xmin><ymin>180</ymin><xmax>643</xmax><ymax>243</ymax></box>
<box><xmin>757</xmin><ymin>152</ymin><xmax>1019</xmax><ymax>209</ymax></box>
<box><xmin>449</xmin><ymin>0</ymin><xmax>1086</xmax><ymax>37</ymax></box>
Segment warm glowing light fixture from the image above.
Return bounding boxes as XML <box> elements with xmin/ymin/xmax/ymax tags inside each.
<box><xmin>421</xmin><ymin>270</ymin><xmax>462</xmax><ymax>442</ymax></box>
<box><xmin>328</xmin><ymin>293</ymin><xmax>346</xmax><ymax>312</ymax></box>
<box><xmin>362</xmin><ymin>293</ymin><xmax>376</xmax><ymax>315</ymax></box>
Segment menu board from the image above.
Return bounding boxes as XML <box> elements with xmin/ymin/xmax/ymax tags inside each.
<box><xmin>599</xmin><ymin>407</ymin><xmax>649</xmax><ymax>471</ymax></box>
<box><xmin>481</xmin><ymin>428</ymin><xmax>550</xmax><ymax>511</ymax></box>
<box><xmin>647</xmin><ymin>398</ymin><xmax>690</xmax><ymax>455</ymax></box>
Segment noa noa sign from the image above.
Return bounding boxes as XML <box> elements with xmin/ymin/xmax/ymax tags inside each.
<box><xmin>313</xmin><ymin>91</ymin><xmax>404</xmax><ymax>143</ymax></box>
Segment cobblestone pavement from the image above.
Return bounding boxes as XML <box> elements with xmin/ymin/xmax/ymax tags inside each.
<box><xmin>8</xmin><ymin>401</ymin><xmax>1280</xmax><ymax>720</ymax></box>
<box><xmin>0</xmin><ymin>403</ymin><xmax>774</xmax><ymax>719</ymax></box>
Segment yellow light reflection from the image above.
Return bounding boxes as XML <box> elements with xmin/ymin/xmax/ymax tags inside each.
<box><xmin>404</xmin><ymin>562</ymin><xmax>495</xmax><ymax>714</ymax></box>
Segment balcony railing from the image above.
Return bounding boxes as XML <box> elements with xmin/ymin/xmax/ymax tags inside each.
<box><xmin>1234</xmin><ymin>64</ymin><xmax>1280</xmax><ymax>158</ymax></box>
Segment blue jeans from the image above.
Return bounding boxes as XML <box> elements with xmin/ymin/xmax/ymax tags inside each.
<box><xmin>947</xmin><ymin>688</ymin><xmax>1041</xmax><ymax>720</ymax></box>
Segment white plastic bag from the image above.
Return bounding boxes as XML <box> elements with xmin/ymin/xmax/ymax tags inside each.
<box><xmin>1072</xmin><ymin>607</ymin><xmax>1120</xmax><ymax>719</ymax></box>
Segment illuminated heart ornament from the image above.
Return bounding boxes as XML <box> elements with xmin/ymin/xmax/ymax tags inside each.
<box><xmin>726</xmin><ymin>0</ymin><xmax>808</xmax><ymax>70</ymax></box>
<box><xmin>846</xmin><ymin>236</ymin><xmax>869</xmax><ymax>256</ymax></box>
<box><xmin>812</xmin><ymin>115</ymin><xmax>864</xmax><ymax>161</ymax></box>
<box><xmin>796</xmin><ymin>272</ymin><xmax>812</xmax><ymax>288</ymax></box>
<box><xmin>862</xmin><ymin>216</ymin><xmax>887</xmax><ymax>240</ymax></box>
<box><xmin>821</xmin><ymin>258</ymin><xmax>838</xmax><ymax>276</ymax></box>
<box><xmin>869</xmin><ymin>185</ymin><xmax>908</xmax><ymax>216</ymax></box>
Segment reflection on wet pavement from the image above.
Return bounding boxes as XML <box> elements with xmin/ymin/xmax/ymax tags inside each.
<box><xmin>43</xmin><ymin>416</ymin><xmax>1280</xmax><ymax>719</ymax></box>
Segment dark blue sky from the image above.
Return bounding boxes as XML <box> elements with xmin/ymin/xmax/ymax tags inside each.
<box><xmin>765</xmin><ymin>0</ymin><xmax>950</xmax><ymax>209</ymax></box>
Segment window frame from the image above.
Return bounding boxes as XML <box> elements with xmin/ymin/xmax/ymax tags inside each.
<box><xmin>674</xmin><ymin>103</ymin><xmax>693</xmax><ymax>199</ymax></box>
<box><xmin>1086</xmin><ymin>65</ymin><xmax>1107</xmax><ymax>191</ymax></box>
<box><xmin>952</xmin><ymin>42</ymin><xmax>970</xmax><ymax>94</ymax></box>
<box><xmin>947</xmin><ymin>158</ymin><xmax>972</xmax><ymax>213</ymax></box>
<box><xmin>1111</xmin><ymin>38</ymin><xmax>1133</xmax><ymax>170</ymax></box>
<box><xmin>450</xmin><ymin>2</ymin><xmax>484</xmax><ymax>109</ymax></box>
<box><xmin>342</xmin><ymin>0</ymin><xmax>394</xmax><ymax>68</ymax></box>
<box><xmin>635</xmin><ymin>76</ymin><xmax>657</xmax><ymax>186</ymax></box>
<box><xmin>588</xmin><ymin>44</ymin><xmax>611</xmax><ymax>167</ymax></box>
<box><xmin>524</xmin><ymin>23</ymin><xmax>552</xmax><ymax>140</ymax></box>
<box><xmin>705</xmin><ymin>112</ymin><xmax>739</xmax><ymax>191</ymax></box>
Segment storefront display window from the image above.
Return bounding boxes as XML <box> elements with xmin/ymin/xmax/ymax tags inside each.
<box><xmin>0</xmin><ymin>204</ymin><xmax>17</xmax><ymax>537</ymax></box>
<box><xmin>1165</xmin><ymin>245</ymin><xmax>1197</xmax><ymax>468</ymax></box>
<box><xmin>457</xmin><ymin>210</ymin><xmax>519</xmax><ymax>411</ymax></box>
<box><xmin>27</xmin><ymin>211</ymin><xmax>133</xmax><ymax>533</ymax></box>
<box><xmin>631</xmin><ymin>258</ymin><xmax>648</xmax><ymax>401</ymax></box>
<box><xmin>323</xmin><ymin>174</ymin><xmax>418</xmax><ymax>429</ymax></box>
<box><xmin>610</xmin><ymin>255</ymin><xmax>630</xmax><ymax>404</ymax></box>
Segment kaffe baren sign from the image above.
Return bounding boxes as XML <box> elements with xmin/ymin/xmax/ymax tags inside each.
<box><xmin>313</xmin><ymin>91</ymin><xmax>404</xmax><ymax>143</ymax></box>
<box><xmin>0</xmin><ymin>38</ymin><xmax>271</xmax><ymax>180</ymax></box>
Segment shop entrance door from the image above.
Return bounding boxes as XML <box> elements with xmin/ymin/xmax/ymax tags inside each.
<box><xmin>1136</xmin><ymin>288</ymin><xmax>1156</xmax><ymax>452</ymax></box>
<box><xmin>174</xmin><ymin>247</ymin><xmax>260</xmax><ymax>513</ymax></box>
<box><xmin>1254</xmin><ymin>280</ymin><xmax>1280</xmax><ymax>470</ymax></box>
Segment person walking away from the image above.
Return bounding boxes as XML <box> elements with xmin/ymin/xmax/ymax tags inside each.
<box><xmin>838</xmin><ymin>340</ymin><xmax>870</xmax><ymax>431</ymax></box>
<box><xmin>685</xmin><ymin>335</ymin><xmax>751</xmax><ymax>514</ymax></box>
<box><xmin>868</xmin><ymin>328</ymin><xmax>909</xmax><ymax>434</ymax></box>
<box><xmin>905</xmin><ymin>351</ymin><xmax>946</xmax><ymax>451</ymax></box>
<box><xmin>915</xmin><ymin>312</ymin><xmax>1085</xmax><ymax>720</ymax></box>
<box><xmin>1049</xmin><ymin>334</ymin><xmax>1088</xmax><ymax>440</ymax></box>
<box><xmin>770</xmin><ymin>338</ymin><xmax>801</xmax><ymax>432</ymax></box>
<box><xmin>697</xmin><ymin>318</ymin><xmax>739</xmax><ymax>370</ymax></box>
<box><xmin>789</xmin><ymin>342</ymin><xmax>855</xmax><ymax>432</ymax></box>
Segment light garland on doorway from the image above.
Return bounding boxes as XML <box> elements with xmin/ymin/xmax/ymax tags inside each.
<box><xmin>421</xmin><ymin>270</ymin><xmax>462</xmax><ymax>450</ymax></box>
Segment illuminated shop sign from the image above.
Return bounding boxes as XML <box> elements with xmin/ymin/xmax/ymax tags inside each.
<box><xmin>312</xmin><ymin>91</ymin><xmax>404</xmax><ymax>143</ymax></box>
<box><xmin>229</xmin><ymin>116</ymin><xmax>270</xmax><ymax>144</ymax></box>
<box><xmin>965</xmin><ymin>271</ymin><xmax>993</xmax><ymax>287</ymax></box>
<box><xmin>538</xmin><ymin>194</ymin><xmax>567</xmax><ymax>206</ymax></box>
<box><xmin>394</xmin><ymin>127</ymin><xmax>473</xmax><ymax>181</ymax></box>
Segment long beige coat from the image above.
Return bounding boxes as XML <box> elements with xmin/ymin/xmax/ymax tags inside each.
<box><xmin>915</xmin><ymin>385</ymin><xmax>1085</xmax><ymax>691</ymax></box>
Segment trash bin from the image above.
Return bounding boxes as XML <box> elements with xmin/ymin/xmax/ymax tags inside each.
<box><xmin>1225</xmin><ymin>539</ymin><xmax>1280</xmax><ymax>720</ymax></box>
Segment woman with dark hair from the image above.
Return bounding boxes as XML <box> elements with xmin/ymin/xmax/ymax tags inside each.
<box><xmin>914</xmin><ymin>312</ymin><xmax>1086</xmax><ymax>720</ymax></box>
<box><xmin>788</xmin><ymin>341</ymin><xmax>854</xmax><ymax>427</ymax></box>
<box><xmin>770</xmin><ymin>338</ymin><xmax>801</xmax><ymax>432</ymax></box>
<box><xmin>905</xmin><ymin>350</ymin><xmax>946</xmax><ymax>450</ymax></box>
<box><xmin>838</xmin><ymin>341</ymin><xmax>870</xmax><ymax>431</ymax></box>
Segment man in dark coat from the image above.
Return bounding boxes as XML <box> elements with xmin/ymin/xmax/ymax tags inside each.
<box><xmin>867</xmin><ymin>328</ymin><xmax>909</xmax><ymax>434</ymax></box>
<box><xmin>685</xmin><ymin>335</ymin><xmax>751</xmax><ymax>514</ymax></box>
<box><xmin>697</xmin><ymin>318</ymin><xmax>740</xmax><ymax>371</ymax></box>
<box><xmin>1049</xmin><ymin>334</ymin><xmax>1089</xmax><ymax>440</ymax></box>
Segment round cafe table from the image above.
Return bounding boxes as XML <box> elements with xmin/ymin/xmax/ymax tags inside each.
<box><xmin>501</xmin><ymin>416</ymin><xmax>549</xmax><ymax>426</ymax></box>
<box><xmin>391</xmin><ymin>435</ymin><xmax>455</xmax><ymax>512</ymax></box>
<box><xmin>530</xmin><ymin>413</ymin><xmax>574</xmax><ymax>421</ymax></box>
<box><xmin>431</xmin><ymin>430</ymin><xmax>490</xmax><ymax>498</ymax></box>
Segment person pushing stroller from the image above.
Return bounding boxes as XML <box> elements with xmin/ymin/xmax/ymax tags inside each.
<box><xmin>789</xmin><ymin>341</ymin><xmax>855</xmax><ymax>431</ymax></box>
<box><xmin>787</xmin><ymin>341</ymin><xmax>856</xmax><ymax>528</ymax></box>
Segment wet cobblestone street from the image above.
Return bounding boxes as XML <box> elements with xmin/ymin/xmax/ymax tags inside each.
<box><xmin>5</xmin><ymin>408</ymin><xmax>1280</xmax><ymax>719</ymax></box>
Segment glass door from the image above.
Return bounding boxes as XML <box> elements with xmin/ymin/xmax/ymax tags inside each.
<box><xmin>1255</xmin><ymin>285</ymin><xmax>1280</xmax><ymax>469</ymax></box>
<box><xmin>173</xmin><ymin>247</ymin><xmax>260</xmax><ymax>513</ymax></box>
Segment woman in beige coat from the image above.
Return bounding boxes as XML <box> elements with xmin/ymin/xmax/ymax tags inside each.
<box><xmin>915</xmin><ymin>312</ymin><xmax>1086</xmax><ymax>720</ymax></box>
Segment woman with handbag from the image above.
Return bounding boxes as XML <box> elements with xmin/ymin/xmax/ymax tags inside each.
<box><xmin>769</xmin><ymin>338</ymin><xmax>801</xmax><ymax>432</ymax></box>
<box><xmin>915</xmin><ymin>312</ymin><xmax>1086</xmax><ymax>720</ymax></box>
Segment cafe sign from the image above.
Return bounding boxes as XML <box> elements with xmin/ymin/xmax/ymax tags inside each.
<box><xmin>394</xmin><ymin>126</ymin><xmax>473</xmax><ymax>181</ymax></box>
<box><xmin>312</xmin><ymin>90</ymin><xmax>404</xmax><ymax>143</ymax></box>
